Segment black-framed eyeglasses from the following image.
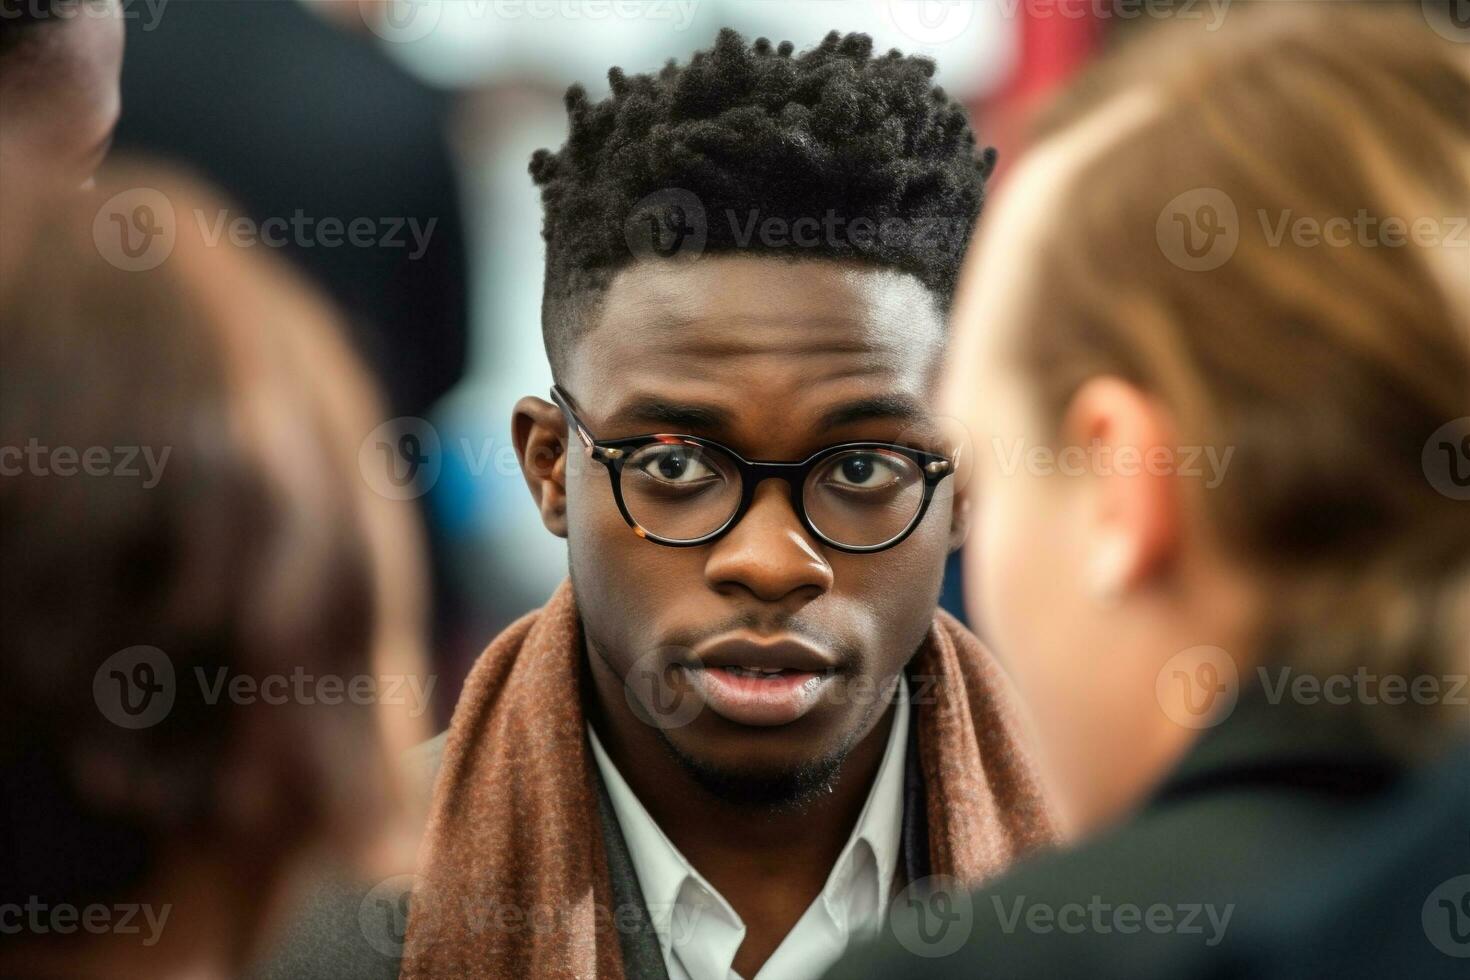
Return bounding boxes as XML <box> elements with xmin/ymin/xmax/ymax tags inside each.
<box><xmin>550</xmin><ymin>386</ymin><xmax>955</xmax><ymax>554</ymax></box>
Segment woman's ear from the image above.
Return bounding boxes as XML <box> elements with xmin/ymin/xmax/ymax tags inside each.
<box><xmin>1061</xmin><ymin>376</ymin><xmax>1181</xmax><ymax>598</ymax></box>
<box><xmin>512</xmin><ymin>396</ymin><xmax>570</xmax><ymax>538</ymax></box>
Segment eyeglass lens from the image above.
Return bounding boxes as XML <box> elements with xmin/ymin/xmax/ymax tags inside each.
<box><xmin>618</xmin><ymin>441</ymin><xmax>925</xmax><ymax>547</ymax></box>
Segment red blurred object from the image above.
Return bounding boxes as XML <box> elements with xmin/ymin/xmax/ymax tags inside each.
<box><xmin>977</xmin><ymin>0</ymin><xmax>1104</xmax><ymax>184</ymax></box>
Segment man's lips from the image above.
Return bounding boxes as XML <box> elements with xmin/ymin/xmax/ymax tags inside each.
<box><xmin>682</xmin><ymin>635</ymin><xmax>839</xmax><ymax>727</ymax></box>
<box><xmin>691</xmin><ymin>634</ymin><xmax>839</xmax><ymax>673</ymax></box>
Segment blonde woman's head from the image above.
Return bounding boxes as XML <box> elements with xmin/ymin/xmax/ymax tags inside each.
<box><xmin>944</xmin><ymin>3</ymin><xmax>1470</xmax><ymax>835</ymax></box>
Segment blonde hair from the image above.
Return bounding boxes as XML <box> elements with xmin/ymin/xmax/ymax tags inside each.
<box><xmin>1018</xmin><ymin>5</ymin><xmax>1470</xmax><ymax>741</ymax></box>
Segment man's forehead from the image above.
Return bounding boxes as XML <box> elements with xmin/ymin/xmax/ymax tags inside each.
<box><xmin>570</xmin><ymin>255</ymin><xmax>946</xmax><ymax>393</ymax></box>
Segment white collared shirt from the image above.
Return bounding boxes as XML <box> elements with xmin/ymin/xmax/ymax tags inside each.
<box><xmin>587</xmin><ymin>677</ymin><xmax>910</xmax><ymax>980</ymax></box>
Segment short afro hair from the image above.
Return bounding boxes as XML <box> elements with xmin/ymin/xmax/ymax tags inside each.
<box><xmin>529</xmin><ymin>27</ymin><xmax>996</xmax><ymax>377</ymax></box>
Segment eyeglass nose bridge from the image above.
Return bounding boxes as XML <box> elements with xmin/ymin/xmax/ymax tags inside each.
<box><xmin>727</xmin><ymin>459</ymin><xmax>819</xmax><ymax>540</ymax></box>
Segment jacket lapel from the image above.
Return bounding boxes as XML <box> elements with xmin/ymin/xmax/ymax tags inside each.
<box><xmin>592</xmin><ymin>763</ymin><xmax>673</xmax><ymax>980</ymax></box>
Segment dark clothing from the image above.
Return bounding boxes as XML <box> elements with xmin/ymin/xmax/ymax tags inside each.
<box><xmin>113</xmin><ymin>0</ymin><xmax>470</xmax><ymax>661</ymax></box>
<box><xmin>832</xmin><ymin>690</ymin><xmax>1470</xmax><ymax>979</ymax></box>
<box><xmin>113</xmin><ymin>0</ymin><xmax>468</xmax><ymax>424</ymax></box>
<box><xmin>1250</xmin><ymin>751</ymin><xmax>1469</xmax><ymax>978</ymax></box>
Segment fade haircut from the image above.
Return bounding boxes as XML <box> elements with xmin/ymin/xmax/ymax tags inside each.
<box><xmin>529</xmin><ymin>27</ymin><xmax>995</xmax><ymax>378</ymax></box>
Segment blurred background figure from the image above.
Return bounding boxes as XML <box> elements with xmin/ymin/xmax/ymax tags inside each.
<box><xmin>0</xmin><ymin>0</ymin><xmax>124</xmax><ymax>302</ymax></box>
<box><xmin>0</xmin><ymin>167</ymin><xmax>432</xmax><ymax>980</ymax></box>
<box><xmin>838</xmin><ymin>2</ymin><xmax>1470</xmax><ymax>977</ymax></box>
<box><xmin>110</xmin><ymin>0</ymin><xmax>471</xmax><ymax>699</ymax></box>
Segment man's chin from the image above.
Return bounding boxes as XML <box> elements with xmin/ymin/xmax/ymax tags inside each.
<box><xmin>654</xmin><ymin>726</ymin><xmax>850</xmax><ymax>812</ymax></box>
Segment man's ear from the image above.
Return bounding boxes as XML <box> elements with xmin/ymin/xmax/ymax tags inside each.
<box><xmin>941</xmin><ymin>422</ymin><xmax>975</xmax><ymax>554</ymax></box>
<box><xmin>947</xmin><ymin>486</ymin><xmax>971</xmax><ymax>553</ymax></box>
<box><xmin>512</xmin><ymin>396</ymin><xmax>570</xmax><ymax>539</ymax></box>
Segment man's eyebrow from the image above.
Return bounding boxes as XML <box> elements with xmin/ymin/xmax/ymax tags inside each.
<box><xmin>605</xmin><ymin>393</ymin><xmax>928</xmax><ymax>435</ymax></box>
<box><xmin>816</xmin><ymin>394</ymin><xmax>928</xmax><ymax>431</ymax></box>
<box><xmin>610</xmin><ymin>396</ymin><xmax>733</xmax><ymax>432</ymax></box>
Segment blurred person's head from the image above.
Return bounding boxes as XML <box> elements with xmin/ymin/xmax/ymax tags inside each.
<box><xmin>0</xmin><ymin>0</ymin><xmax>123</xmax><ymax>297</ymax></box>
<box><xmin>515</xmin><ymin>29</ymin><xmax>988</xmax><ymax>808</ymax></box>
<box><xmin>0</xmin><ymin>165</ymin><xmax>430</xmax><ymax>978</ymax></box>
<box><xmin>945</xmin><ymin>4</ymin><xmax>1470</xmax><ymax>836</ymax></box>
<box><xmin>0</xmin><ymin>0</ymin><xmax>123</xmax><ymax>187</ymax></box>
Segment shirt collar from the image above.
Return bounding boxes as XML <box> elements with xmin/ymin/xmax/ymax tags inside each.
<box><xmin>587</xmin><ymin>723</ymin><xmax>702</xmax><ymax>940</ymax></box>
<box><xmin>820</xmin><ymin>675</ymin><xmax>909</xmax><ymax>924</ymax></box>
<box><xmin>586</xmin><ymin>675</ymin><xmax>911</xmax><ymax>965</ymax></box>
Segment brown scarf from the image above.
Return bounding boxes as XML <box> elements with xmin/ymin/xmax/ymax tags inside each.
<box><xmin>402</xmin><ymin>580</ymin><xmax>1056</xmax><ymax>978</ymax></box>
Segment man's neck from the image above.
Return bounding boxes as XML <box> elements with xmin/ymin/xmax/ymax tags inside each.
<box><xmin>586</xmin><ymin>651</ymin><xmax>900</xmax><ymax>972</ymax></box>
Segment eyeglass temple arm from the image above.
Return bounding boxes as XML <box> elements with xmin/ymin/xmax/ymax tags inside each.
<box><xmin>551</xmin><ymin>386</ymin><xmax>625</xmax><ymax>459</ymax></box>
<box><xmin>930</xmin><ymin>439</ymin><xmax>966</xmax><ymax>476</ymax></box>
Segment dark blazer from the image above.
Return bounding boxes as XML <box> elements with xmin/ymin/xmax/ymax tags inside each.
<box><xmin>831</xmin><ymin>689</ymin><xmax>1470</xmax><ymax>979</ymax></box>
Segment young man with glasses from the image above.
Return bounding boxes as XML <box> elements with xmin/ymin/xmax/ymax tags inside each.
<box><xmin>256</xmin><ymin>28</ymin><xmax>1055</xmax><ymax>980</ymax></box>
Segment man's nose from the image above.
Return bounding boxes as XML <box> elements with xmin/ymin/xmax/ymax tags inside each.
<box><xmin>703</xmin><ymin>479</ymin><xmax>834</xmax><ymax>602</ymax></box>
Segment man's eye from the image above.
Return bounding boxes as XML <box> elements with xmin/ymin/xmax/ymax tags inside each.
<box><xmin>638</xmin><ymin>447</ymin><xmax>716</xmax><ymax>484</ymax></box>
<box><xmin>828</xmin><ymin>453</ymin><xmax>903</xmax><ymax>488</ymax></box>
